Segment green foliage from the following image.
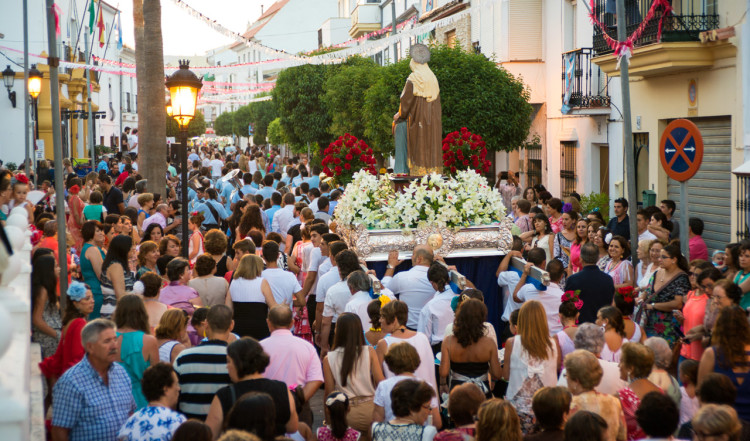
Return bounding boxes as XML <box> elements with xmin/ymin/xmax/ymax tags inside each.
<box><xmin>363</xmin><ymin>58</ymin><xmax>412</xmax><ymax>157</ymax></box>
<box><xmin>429</xmin><ymin>44</ymin><xmax>532</xmax><ymax>152</ymax></box>
<box><xmin>323</xmin><ymin>57</ymin><xmax>381</xmax><ymax>142</ymax></box>
<box><xmin>214</xmin><ymin>111</ymin><xmax>234</xmax><ymax>137</ymax></box>
<box><xmin>5</xmin><ymin>162</ymin><xmax>17</xmax><ymax>171</ymax></box>
<box><xmin>273</xmin><ymin>64</ymin><xmax>337</xmax><ymax>153</ymax></box>
<box><xmin>267</xmin><ymin>117</ymin><xmax>287</xmax><ymax>145</ymax></box>
<box><xmin>580</xmin><ymin>192</ymin><xmax>610</xmax><ymax>222</ymax></box>
<box><xmin>233</xmin><ymin>106</ymin><xmax>252</xmax><ymax>139</ymax></box>
<box><xmin>246</xmin><ymin>96</ymin><xmax>277</xmax><ymax>143</ymax></box>
<box><xmin>166</xmin><ymin>110</ymin><xmax>206</xmax><ymax>138</ymax></box>
<box><xmin>94</xmin><ymin>145</ymin><xmax>112</xmax><ymax>157</ymax></box>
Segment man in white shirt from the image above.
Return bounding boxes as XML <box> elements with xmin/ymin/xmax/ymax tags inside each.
<box><xmin>261</xmin><ymin>242</ymin><xmax>303</xmax><ymax>306</ymax></box>
<box><xmin>128</xmin><ymin>128</ymin><xmax>139</xmax><ymax>160</ymax></box>
<box><xmin>319</xmin><ymin>250</ymin><xmax>362</xmax><ymax>357</ymax></box>
<box><xmin>417</xmin><ymin>264</ymin><xmax>456</xmax><ymax>352</ymax></box>
<box><xmin>315</xmin><ymin>241</ymin><xmax>347</xmax><ymax>341</ymax></box>
<box><xmin>637</xmin><ymin>209</ymin><xmax>657</xmax><ymax>242</ymax></box>
<box><xmin>513</xmin><ymin>254</ymin><xmax>564</xmax><ymax>336</ymax></box>
<box><xmin>209</xmin><ymin>154</ymin><xmax>224</xmax><ymax>180</ymax></box>
<box><xmin>344</xmin><ymin>271</ymin><xmax>375</xmax><ymax>330</ymax></box>
<box><xmin>272</xmin><ymin>193</ymin><xmax>297</xmax><ymax>239</ymax></box>
<box><xmin>382</xmin><ymin>245</ymin><xmax>436</xmax><ymax>330</ymax></box>
<box><xmin>317</xmin><ymin>233</ymin><xmax>339</xmax><ymax>278</ymax></box>
<box><xmin>496</xmin><ymin>238</ymin><xmax>525</xmax><ymax>339</ymax></box>
<box><xmin>300</xmin><ymin>222</ymin><xmax>328</xmax><ymax>330</ymax></box>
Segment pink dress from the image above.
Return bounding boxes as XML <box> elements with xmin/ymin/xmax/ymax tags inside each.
<box><xmin>550</xmin><ymin>216</ymin><xmax>563</xmax><ymax>234</ymax></box>
<box><xmin>292</xmin><ymin>240</ymin><xmax>313</xmax><ymax>344</ymax></box>
<box><xmin>619</xmin><ymin>387</ymin><xmax>662</xmax><ymax>441</ymax></box>
<box><xmin>316</xmin><ymin>426</ymin><xmax>360</xmax><ymax>441</ymax></box>
<box><xmin>570</xmin><ymin>242</ymin><xmax>582</xmax><ymax>272</ymax></box>
<box><xmin>680</xmin><ymin>290</ymin><xmax>708</xmax><ymax>361</ymax></box>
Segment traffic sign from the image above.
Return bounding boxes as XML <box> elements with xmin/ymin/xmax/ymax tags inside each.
<box><xmin>659</xmin><ymin>119</ymin><xmax>703</xmax><ymax>182</ymax></box>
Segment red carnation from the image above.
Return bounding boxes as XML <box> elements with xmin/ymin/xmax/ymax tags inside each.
<box><xmin>334</xmin><ymin>165</ymin><xmax>342</xmax><ymax>175</ymax></box>
<box><xmin>334</xmin><ymin>140</ymin><xmax>342</xmax><ymax>147</ymax></box>
<box><xmin>334</xmin><ymin>157</ymin><xmax>341</xmax><ymax>164</ymax></box>
<box><xmin>351</xmin><ymin>147</ymin><xmax>361</xmax><ymax>155</ymax></box>
<box><xmin>345</xmin><ymin>154</ymin><xmax>353</xmax><ymax>161</ymax></box>
<box><xmin>450</xmin><ymin>166</ymin><xmax>457</xmax><ymax>173</ymax></box>
<box><xmin>472</xmin><ymin>134</ymin><xmax>481</xmax><ymax>141</ymax></box>
<box><xmin>442</xmin><ymin>152</ymin><xmax>451</xmax><ymax>160</ymax></box>
<box><xmin>345</xmin><ymin>140</ymin><xmax>354</xmax><ymax>148</ymax></box>
<box><xmin>442</xmin><ymin>144</ymin><xmax>449</xmax><ymax>152</ymax></box>
<box><xmin>463</xmin><ymin>160</ymin><xmax>469</xmax><ymax>166</ymax></box>
<box><xmin>344</xmin><ymin>163</ymin><xmax>351</xmax><ymax>170</ymax></box>
<box><xmin>324</xmin><ymin>167</ymin><xmax>333</xmax><ymax>176</ymax></box>
<box><xmin>366</xmin><ymin>148</ymin><xmax>373</xmax><ymax>155</ymax></box>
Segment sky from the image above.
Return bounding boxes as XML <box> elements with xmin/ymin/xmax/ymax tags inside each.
<box><xmin>117</xmin><ymin>0</ymin><xmax>264</xmax><ymax>56</ymax></box>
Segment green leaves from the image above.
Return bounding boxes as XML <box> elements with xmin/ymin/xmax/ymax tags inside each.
<box><xmin>166</xmin><ymin>109</ymin><xmax>206</xmax><ymax>138</ymax></box>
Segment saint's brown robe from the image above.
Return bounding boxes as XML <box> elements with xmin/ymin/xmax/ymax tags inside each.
<box><xmin>398</xmin><ymin>80</ymin><xmax>443</xmax><ymax>175</ymax></box>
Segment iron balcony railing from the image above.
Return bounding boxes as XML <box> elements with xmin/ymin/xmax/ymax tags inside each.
<box><xmin>592</xmin><ymin>0</ymin><xmax>720</xmax><ymax>56</ymax></box>
<box><xmin>561</xmin><ymin>48</ymin><xmax>610</xmax><ymax>110</ymax></box>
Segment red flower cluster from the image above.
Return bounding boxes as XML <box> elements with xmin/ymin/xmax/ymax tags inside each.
<box><xmin>441</xmin><ymin>127</ymin><xmax>491</xmax><ymax>174</ymax></box>
<box><xmin>617</xmin><ymin>286</ymin><xmax>636</xmax><ymax>304</ymax></box>
<box><xmin>322</xmin><ymin>134</ymin><xmax>377</xmax><ymax>182</ymax></box>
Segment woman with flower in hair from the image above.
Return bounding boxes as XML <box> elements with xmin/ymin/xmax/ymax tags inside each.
<box><xmin>553</xmin><ymin>206</ymin><xmax>578</xmax><ymax>279</ymax></box>
<box><xmin>8</xmin><ymin>173</ymin><xmax>34</xmax><ymax>223</ymax></box>
<box><xmin>39</xmin><ymin>281</ymin><xmax>94</xmax><ymax>381</ymax></box>
<box><xmin>556</xmin><ymin>292</ymin><xmax>582</xmax><ymax>365</ymax></box>
<box><xmin>614</xmin><ymin>286</ymin><xmax>645</xmax><ymax>343</ymax></box>
<box><xmin>188</xmin><ymin>211</ymin><xmax>205</xmax><ymax>264</ymax></box>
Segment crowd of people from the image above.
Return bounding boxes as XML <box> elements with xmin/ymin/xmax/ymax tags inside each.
<box><xmin>2</xmin><ymin>145</ymin><xmax>749</xmax><ymax>441</ymax></box>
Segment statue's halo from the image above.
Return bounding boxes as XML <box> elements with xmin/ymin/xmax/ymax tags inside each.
<box><xmin>410</xmin><ymin>44</ymin><xmax>431</xmax><ymax>64</ymax></box>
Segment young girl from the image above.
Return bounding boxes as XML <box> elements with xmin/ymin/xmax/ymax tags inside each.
<box><xmin>83</xmin><ymin>191</ymin><xmax>106</xmax><ymax>222</ymax></box>
<box><xmin>188</xmin><ymin>212</ymin><xmax>205</xmax><ymax>264</ymax></box>
<box><xmin>8</xmin><ymin>174</ymin><xmax>34</xmax><ymax>223</ymax></box>
<box><xmin>136</xmin><ymin>193</ymin><xmax>154</xmax><ymax>235</ymax></box>
<box><xmin>317</xmin><ymin>392</ymin><xmax>361</xmax><ymax>441</ymax></box>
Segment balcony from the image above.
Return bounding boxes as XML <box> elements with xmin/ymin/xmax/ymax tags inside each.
<box><xmin>591</xmin><ymin>0</ymin><xmax>725</xmax><ymax>77</ymax></box>
<box><xmin>562</xmin><ymin>48</ymin><xmax>610</xmax><ymax>114</ymax></box>
<box><xmin>350</xmin><ymin>2</ymin><xmax>382</xmax><ymax>39</ymax></box>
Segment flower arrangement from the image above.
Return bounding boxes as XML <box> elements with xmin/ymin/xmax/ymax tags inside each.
<box><xmin>322</xmin><ymin>133</ymin><xmax>377</xmax><ymax>186</ymax></box>
<box><xmin>617</xmin><ymin>286</ymin><xmax>636</xmax><ymax>303</ymax></box>
<box><xmin>561</xmin><ymin>289</ymin><xmax>584</xmax><ymax>310</ymax></box>
<box><xmin>334</xmin><ymin>170</ymin><xmax>506</xmax><ymax>230</ymax></box>
<box><xmin>442</xmin><ymin>127</ymin><xmax>491</xmax><ymax>174</ymax></box>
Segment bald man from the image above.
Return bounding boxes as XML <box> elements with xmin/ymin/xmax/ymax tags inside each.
<box><xmin>261</xmin><ymin>306</ymin><xmax>323</xmax><ymax>404</ymax></box>
<box><xmin>381</xmin><ymin>245</ymin><xmax>436</xmax><ymax>329</ymax></box>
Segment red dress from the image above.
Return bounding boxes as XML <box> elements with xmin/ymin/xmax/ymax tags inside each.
<box><xmin>39</xmin><ymin>318</ymin><xmax>86</xmax><ymax>379</ymax></box>
<box><xmin>619</xmin><ymin>386</ymin><xmax>663</xmax><ymax>441</ymax></box>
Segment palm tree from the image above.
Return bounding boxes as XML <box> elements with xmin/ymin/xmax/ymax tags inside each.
<box><xmin>132</xmin><ymin>0</ymin><xmax>166</xmax><ymax>194</ymax></box>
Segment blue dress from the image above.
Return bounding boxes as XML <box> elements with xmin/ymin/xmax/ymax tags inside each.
<box><xmin>117</xmin><ymin>331</ymin><xmax>150</xmax><ymax>409</ymax></box>
<box><xmin>713</xmin><ymin>346</ymin><xmax>750</xmax><ymax>422</ymax></box>
<box><xmin>80</xmin><ymin>243</ymin><xmax>105</xmax><ymax>319</ymax></box>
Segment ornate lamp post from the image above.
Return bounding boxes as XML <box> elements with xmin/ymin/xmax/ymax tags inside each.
<box><xmin>28</xmin><ymin>64</ymin><xmax>42</xmax><ymax>143</ymax></box>
<box><xmin>2</xmin><ymin>65</ymin><xmax>16</xmax><ymax>108</ymax></box>
<box><xmin>165</xmin><ymin>60</ymin><xmax>202</xmax><ymax>258</ymax></box>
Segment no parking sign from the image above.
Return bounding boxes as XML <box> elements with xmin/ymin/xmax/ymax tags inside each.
<box><xmin>659</xmin><ymin>119</ymin><xmax>704</xmax><ymax>182</ymax></box>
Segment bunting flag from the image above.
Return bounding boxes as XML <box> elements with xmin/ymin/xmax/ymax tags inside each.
<box><xmin>116</xmin><ymin>12</ymin><xmax>122</xmax><ymax>50</ymax></box>
<box><xmin>88</xmin><ymin>0</ymin><xmax>95</xmax><ymax>32</ymax></box>
<box><xmin>97</xmin><ymin>3</ymin><xmax>105</xmax><ymax>47</ymax></box>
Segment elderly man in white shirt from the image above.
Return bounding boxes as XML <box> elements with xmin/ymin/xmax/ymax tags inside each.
<box><xmin>319</xmin><ymin>250</ymin><xmax>362</xmax><ymax>358</ymax></box>
<box><xmin>344</xmin><ymin>271</ymin><xmax>375</xmax><ymax>330</ymax></box>
<box><xmin>141</xmin><ymin>203</ymin><xmax>169</xmax><ymax>231</ymax></box>
<box><xmin>417</xmin><ymin>263</ymin><xmax>457</xmax><ymax>353</ymax></box>
<box><xmin>381</xmin><ymin>245</ymin><xmax>436</xmax><ymax>330</ymax></box>
<box><xmin>261</xmin><ymin>241</ymin><xmax>303</xmax><ymax>306</ymax></box>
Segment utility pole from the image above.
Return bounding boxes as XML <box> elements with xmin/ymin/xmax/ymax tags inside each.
<box><xmin>391</xmin><ymin>0</ymin><xmax>398</xmax><ymax>63</ymax></box>
<box><xmin>45</xmin><ymin>0</ymin><xmax>68</xmax><ymax>306</ymax></box>
<box><xmin>23</xmin><ymin>0</ymin><xmax>30</xmax><ymax>177</ymax></box>
<box><xmin>616</xmin><ymin>0</ymin><xmax>639</xmax><ymax>268</ymax></box>
<box><xmin>119</xmin><ymin>56</ymin><xmax>123</xmax><ymax>158</ymax></box>
<box><xmin>85</xmin><ymin>26</ymin><xmax>95</xmax><ymax>163</ymax></box>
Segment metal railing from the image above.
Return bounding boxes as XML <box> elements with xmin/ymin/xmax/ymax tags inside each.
<box><xmin>561</xmin><ymin>48</ymin><xmax>610</xmax><ymax>109</ymax></box>
<box><xmin>737</xmin><ymin>174</ymin><xmax>750</xmax><ymax>241</ymax></box>
<box><xmin>592</xmin><ymin>0</ymin><xmax>720</xmax><ymax>56</ymax></box>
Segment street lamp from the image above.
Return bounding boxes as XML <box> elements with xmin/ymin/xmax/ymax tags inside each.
<box><xmin>28</xmin><ymin>64</ymin><xmax>42</xmax><ymax>153</ymax></box>
<box><xmin>2</xmin><ymin>65</ymin><xmax>16</xmax><ymax>108</ymax></box>
<box><xmin>165</xmin><ymin>60</ymin><xmax>202</xmax><ymax>258</ymax></box>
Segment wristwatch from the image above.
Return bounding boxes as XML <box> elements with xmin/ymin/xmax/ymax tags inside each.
<box><xmin>387</xmin><ymin>264</ymin><xmax>394</xmax><ymax>269</ymax></box>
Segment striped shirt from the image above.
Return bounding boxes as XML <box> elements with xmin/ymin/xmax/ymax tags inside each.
<box><xmin>173</xmin><ymin>340</ymin><xmax>230</xmax><ymax>420</ymax></box>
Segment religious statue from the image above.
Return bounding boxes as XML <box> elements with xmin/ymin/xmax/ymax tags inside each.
<box><xmin>393</xmin><ymin>44</ymin><xmax>443</xmax><ymax>176</ymax></box>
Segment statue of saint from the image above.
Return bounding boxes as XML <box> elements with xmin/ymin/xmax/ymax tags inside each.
<box><xmin>392</xmin><ymin>44</ymin><xmax>443</xmax><ymax>176</ymax></box>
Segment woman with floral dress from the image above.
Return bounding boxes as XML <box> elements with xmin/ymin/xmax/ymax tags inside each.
<box><xmin>640</xmin><ymin>244</ymin><xmax>690</xmax><ymax>348</ymax></box>
<box><xmin>617</xmin><ymin>342</ymin><xmax>661</xmax><ymax>441</ymax></box>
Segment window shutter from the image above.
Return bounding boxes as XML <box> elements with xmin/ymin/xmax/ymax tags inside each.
<box><xmin>509</xmin><ymin>0</ymin><xmax>542</xmax><ymax>61</ymax></box>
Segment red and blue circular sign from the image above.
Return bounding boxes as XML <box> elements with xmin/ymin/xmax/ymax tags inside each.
<box><xmin>659</xmin><ymin>119</ymin><xmax>703</xmax><ymax>182</ymax></box>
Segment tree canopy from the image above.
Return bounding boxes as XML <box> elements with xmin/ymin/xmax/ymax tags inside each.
<box><xmin>267</xmin><ymin>117</ymin><xmax>287</xmax><ymax>145</ymax></box>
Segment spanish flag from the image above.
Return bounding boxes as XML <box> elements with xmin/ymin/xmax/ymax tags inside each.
<box><xmin>97</xmin><ymin>2</ymin><xmax>105</xmax><ymax>47</ymax></box>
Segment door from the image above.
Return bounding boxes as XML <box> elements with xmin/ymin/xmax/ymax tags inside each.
<box><xmin>600</xmin><ymin>145</ymin><xmax>609</xmax><ymax>196</ymax></box>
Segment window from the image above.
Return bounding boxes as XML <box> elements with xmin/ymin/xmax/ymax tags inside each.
<box><xmin>737</xmin><ymin>173</ymin><xmax>750</xmax><ymax>241</ymax></box>
<box><xmin>526</xmin><ymin>142</ymin><xmax>543</xmax><ymax>189</ymax></box>
<box><xmin>126</xmin><ymin>92</ymin><xmax>131</xmax><ymax>113</ymax></box>
<box><xmin>560</xmin><ymin>141</ymin><xmax>577</xmax><ymax>197</ymax></box>
<box><xmin>446</xmin><ymin>30</ymin><xmax>457</xmax><ymax>48</ymax></box>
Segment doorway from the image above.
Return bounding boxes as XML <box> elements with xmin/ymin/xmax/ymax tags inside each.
<box><xmin>599</xmin><ymin>145</ymin><xmax>609</xmax><ymax>196</ymax></box>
